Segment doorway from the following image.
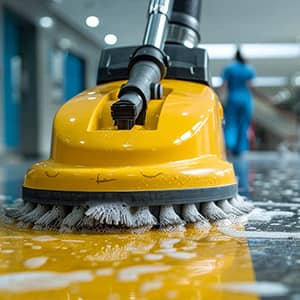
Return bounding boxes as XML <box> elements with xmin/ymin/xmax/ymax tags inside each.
<box><xmin>2</xmin><ymin>8</ymin><xmax>38</xmax><ymax>157</ymax></box>
<box><xmin>64</xmin><ymin>52</ymin><xmax>85</xmax><ymax>102</ymax></box>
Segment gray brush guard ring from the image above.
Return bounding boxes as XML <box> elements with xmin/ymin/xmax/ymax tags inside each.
<box><xmin>23</xmin><ymin>184</ymin><xmax>237</xmax><ymax>207</ymax></box>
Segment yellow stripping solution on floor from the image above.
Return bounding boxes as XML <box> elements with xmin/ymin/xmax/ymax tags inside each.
<box><xmin>0</xmin><ymin>223</ymin><xmax>258</xmax><ymax>300</ymax></box>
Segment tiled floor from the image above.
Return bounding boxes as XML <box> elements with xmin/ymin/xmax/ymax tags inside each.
<box><xmin>0</xmin><ymin>152</ymin><xmax>299</xmax><ymax>299</ymax></box>
<box><xmin>244</xmin><ymin>153</ymin><xmax>300</xmax><ymax>300</ymax></box>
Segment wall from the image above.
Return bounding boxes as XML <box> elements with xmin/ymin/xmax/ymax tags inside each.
<box><xmin>0</xmin><ymin>0</ymin><xmax>100</xmax><ymax>157</ymax></box>
<box><xmin>0</xmin><ymin>6</ymin><xmax>3</xmax><ymax>155</ymax></box>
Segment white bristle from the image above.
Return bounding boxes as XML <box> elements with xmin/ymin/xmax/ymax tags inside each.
<box><xmin>229</xmin><ymin>194</ymin><xmax>254</xmax><ymax>213</ymax></box>
<box><xmin>17</xmin><ymin>204</ymin><xmax>51</xmax><ymax>228</ymax></box>
<box><xmin>0</xmin><ymin>211</ymin><xmax>15</xmax><ymax>224</ymax></box>
<box><xmin>3</xmin><ymin>192</ymin><xmax>251</xmax><ymax>232</ymax></box>
<box><xmin>133</xmin><ymin>207</ymin><xmax>157</xmax><ymax>228</ymax></box>
<box><xmin>60</xmin><ymin>206</ymin><xmax>86</xmax><ymax>233</ymax></box>
<box><xmin>200</xmin><ymin>202</ymin><xmax>229</xmax><ymax>222</ymax></box>
<box><xmin>182</xmin><ymin>203</ymin><xmax>211</xmax><ymax>229</ymax></box>
<box><xmin>216</xmin><ymin>200</ymin><xmax>244</xmax><ymax>217</ymax></box>
<box><xmin>33</xmin><ymin>205</ymin><xmax>68</xmax><ymax>231</ymax></box>
<box><xmin>85</xmin><ymin>202</ymin><xmax>133</xmax><ymax>227</ymax></box>
<box><xmin>159</xmin><ymin>205</ymin><xmax>184</xmax><ymax>227</ymax></box>
<box><xmin>5</xmin><ymin>202</ymin><xmax>35</xmax><ymax>219</ymax></box>
<box><xmin>182</xmin><ymin>203</ymin><xmax>209</xmax><ymax>224</ymax></box>
<box><xmin>194</xmin><ymin>220</ymin><xmax>211</xmax><ymax>230</ymax></box>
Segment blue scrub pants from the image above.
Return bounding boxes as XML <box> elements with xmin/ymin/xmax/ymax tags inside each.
<box><xmin>224</xmin><ymin>100</ymin><xmax>253</xmax><ymax>155</ymax></box>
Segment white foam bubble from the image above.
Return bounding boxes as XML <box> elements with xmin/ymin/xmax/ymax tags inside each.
<box><xmin>61</xmin><ymin>239</ymin><xmax>84</xmax><ymax>244</ymax></box>
<box><xmin>218</xmin><ymin>226</ymin><xmax>300</xmax><ymax>240</ymax></box>
<box><xmin>32</xmin><ymin>245</ymin><xmax>42</xmax><ymax>250</ymax></box>
<box><xmin>254</xmin><ymin>201</ymin><xmax>300</xmax><ymax>208</ymax></box>
<box><xmin>166</xmin><ymin>290</ymin><xmax>178</xmax><ymax>299</ymax></box>
<box><xmin>117</xmin><ymin>265</ymin><xmax>170</xmax><ymax>282</ymax></box>
<box><xmin>1</xmin><ymin>249</ymin><xmax>14</xmax><ymax>254</ymax></box>
<box><xmin>181</xmin><ymin>246</ymin><xmax>196</xmax><ymax>251</ymax></box>
<box><xmin>248</xmin><ymin>208</ymin><xmax>294</xmax><ymax>223</ymax></box>
<box><xmin>140</xmin><ymin>280</ymin><xmax>163</xmax><ymax>293</ymax></box>
<box><xmin>165</xmin><ymin>252</ymin><xmax>196</xmax><ymax>260</ymax></box>
<box><xmin>95</xmin><ymin>268</ymin><xmax>114</xmax><ymax>276</ymax></box>
<box><xmin>213</xmin><ymin>281</ymin><xmax>289</xmax><ymax>297</ymax></box>
<box><xmin>0</xmin><ymin>236</ymin><xmax>23</xmax><ymax>240</ymax></box>
<box><xmin>159</xmin><ymin>239</ymin><xmax>181</xmax><ymax>249</ymax></box>
<box><xmin>32</xmin><ymin>236</ymin><xmax>57</xmax><ymax>242</ymax></box>
<box><xmin>267</xmin><ymin>211</ymin><xmax>294</xmax><ymax>219</ymax></box>
<box><xmin>24</xmin><ymin>257</ymin><xmax>48</xmax><ymax>269</ymax></box>
<box><xmin>186</xmin><ymin>259</ymin><xmax>215</xmax><ymax>275</ymax></box>
<box><xmin>155</xmin><ymin>248</ymin><xmax>177</xmax><ymax>254</ymax></box>
<box><xmin>144</xmin><ymin>254</ymin><xmax>163</xmax><ymax>261</ymax></box>
<box><xmin>0</xmin><ymin>271</ymin><xmax>93</xmax><ymax>293</ymax></box>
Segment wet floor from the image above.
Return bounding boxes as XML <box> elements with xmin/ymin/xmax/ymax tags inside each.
<box><xmin>0</xmin><ymin>152</ymin><xmax>299</xmax><ymax>300</ymax></box>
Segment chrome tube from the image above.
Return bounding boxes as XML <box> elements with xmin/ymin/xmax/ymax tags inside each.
<box><xmin>143</xmin><ymin>0</ymin><xmax>174</xmax><ymax>49</ymax></box>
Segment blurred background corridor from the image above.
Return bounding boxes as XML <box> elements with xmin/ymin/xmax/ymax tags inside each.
<box><xmin>1</xmin><ymin>0</ymin><xmax>300</xmax><ymax>160</ymax></box>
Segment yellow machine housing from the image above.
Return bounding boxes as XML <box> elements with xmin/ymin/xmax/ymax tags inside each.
<box><xmin>23</xmin><ymin>79</ymin><xmax>237</xmax><ymax>207</ymax></box>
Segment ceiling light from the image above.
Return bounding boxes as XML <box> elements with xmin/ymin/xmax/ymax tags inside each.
<box><xmin>85</xmin><ymin>16</ymin><xmax>99</xmax><ymax>28</ymax></box>
<box><xmin>39</xmin><ymin>16</ymin><xmax>54</xmax><ymax>28</ymax></box>
<box><xmin>253</xmin><ymin>77</ymin><xmax>288</xmax><ymax>87</ymax></box>
<box><xmin>104</xmin><ymin>34</ymin><xmax>118</xmax><ymax>45</ymax></box>
<box><xmin>199</xmin><ymin>44</ymin><xmax>237</xmax><ymax>59</ymax></box>
<box><xmin>241</xmin><ymin>44</ymin><xmax>300</xmax><ymax>59</ymax></box>
<box><xmin>199</xmin><ymin>43</ymin><xmax>300</xmax><ymax>60</ymax></box>
<box><xmin>211</xmin><ymin>76</ymin><xmax>288</xmax><ymax>88</ymax></box>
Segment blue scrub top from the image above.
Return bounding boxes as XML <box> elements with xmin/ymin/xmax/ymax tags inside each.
<box><xmin>222</xmin><ymin>61</ymin><xmax>256</xmax><ymax>106</ymax></box>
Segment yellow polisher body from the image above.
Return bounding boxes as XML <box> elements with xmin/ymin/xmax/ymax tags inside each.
<box><xmin>23</xmin><ymin>79</ymin><xmax>236</xmax><ymax>200</ymax></box>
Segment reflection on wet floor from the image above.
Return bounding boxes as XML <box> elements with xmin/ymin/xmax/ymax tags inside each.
<box><xmin>0</xmin><ymin>152</ymin><xmax>299</xmax><ymax>299</ymax></box>
<box><xmin>0</xmin><ymin>224</ymin><xmax>258</xmax><ymax>300</ymax></box>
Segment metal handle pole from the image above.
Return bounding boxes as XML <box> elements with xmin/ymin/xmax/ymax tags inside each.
<box><xmin>143</xmin><ymin>0</ymin><xmax>174</xmax><ymax>50</ymax></box>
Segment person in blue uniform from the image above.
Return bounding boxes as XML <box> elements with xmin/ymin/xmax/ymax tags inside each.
<box><xmin>220</xmin><ymin>49</ymin><xmax>269</xmax><ymax>157</ymax></box>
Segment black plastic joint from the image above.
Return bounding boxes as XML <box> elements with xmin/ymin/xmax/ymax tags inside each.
<box><xmin>129</xmin><ymin>46</ymin><xmax>169</xmax><ymax>78</ymax></box>
<box><xmin>118</xmin><ymin>85</ymin><xmax>146</xmax><ymax>104</ymax></box>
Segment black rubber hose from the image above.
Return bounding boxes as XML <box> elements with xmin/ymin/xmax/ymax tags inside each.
<box><xmin>173</xmin><ymin>0</ymin><xmax>201</xmax><ymax>22</ymax></box>
<box><xmin>111</xmin><ymin>46</ymin><xmax>168</xmax><ymax>130</ymax></box>
<box><xmin>171</xmin><ymin>0</ymin><xmax>201</xmax><ymax>32</ymax></box>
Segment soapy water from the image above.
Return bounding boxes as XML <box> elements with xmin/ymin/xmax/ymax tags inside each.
<box><xmin>140</xmin><ymin>280</ymin><xmax>163</xmax><ymax>293</ymax></box>
<box><xmin>24</xmin><ymin>256</ymin><xmax>48</xmax><ymax>269</ymax></box>
<box><xmin>216</xmin><ymin>203</ymin><xmax>300</xmax><ymax>240</ymax></box>
<box><xmin>253</xmin><ymin>202</ymin><xmax>300</xmax><ymax>208</ymax></box>
<box><xmin>247</xmin><ymin>207</ymin><xmax>294</xmax><ymax>223</ymax></box>
<box><xmin>218</xmin><ymin>227</ymin><xmax>300</xmax><ymax>240</ymax></box>
<box><xmin>0</xmin><ymin>271</ymin><xmax>94</xmax><ymax>293</ymax></box>
<box><xmin>117</xmin><ymin>265</ymin><xmax>171</xmax><ymax>282</ymax></box>
<box><xmin>0</xmin><ymin>202</ymin><xmax>298</xmax><ymax>298</ymax></box>
<box><xmin>213</xmin><ymin>281</ymin><xmax>289</xmax><ymax>297</ymax></box>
